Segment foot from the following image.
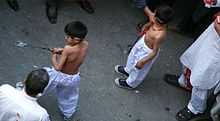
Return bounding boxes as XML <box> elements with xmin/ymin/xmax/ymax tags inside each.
<box><xmin>63</xmin><ymin>115</ymin><xmax>71</xmax><ymax>121</ymax></box>
<box><xmin>114</xmin><ymin>65</ymin><xmax>129</xmax><ymax>77</ymax></box>
<box><xmin>176</xmin><ymin>107</ymin><xmax>196</xmax><ymax>121</ymax></box>
<box><xmin>163</xmin><ymin>74</ymin><xmax>191</xmax><ymax>91</ymax></box>
<box><xmin>78</xmin><ymin>0</ymin><xmax>94</xmax><ymax>14</ymax></box>
<box><xmin>7</xmin><ymin>0</ymin><xmax>19</xmax><ymax>11</ymax></box>
<box><xmin>114</xmin><ymin>78</ymin><xmax>133</xmax><ymax>89</ymax></box>
<box><xmin>46</xmin><ymin>2</ymin><xmax>57</xmax><ymax>24</ymax></box>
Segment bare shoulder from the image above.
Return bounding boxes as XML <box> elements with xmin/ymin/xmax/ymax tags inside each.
<box><xmin>154</xmin><ymin>30</ymin><xmax>166</xmax><ymax>43</ymax></box>
<box><xmin>63</xmin><ymin>45</ymin><xmax>74</xmax><ymax>51</ymax></box>
<box><xmin>81</xmin><ymin>41</ymin><xmax>89</xmax><ymax>52</ymax></box>
<box><xmin>63</xmin><ymin>45</ymin><xmax>78</xmax><ymax>54</ymax></box>
<box><xmin>82</xmin><ymin>40</ymin><xmax>89</xmax><ymax>47</ymax></box>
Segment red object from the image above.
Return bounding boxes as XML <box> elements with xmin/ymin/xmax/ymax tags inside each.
<box><xmin>217</xmin><ymin>16</ymin><xmax>220</xmax><ymax>24</ymax></box>
<box><xmin>205</xmin><ymin>0</ymin><xmax>214</xmax><ymax>4</ymax></box>
<box><xmin>184</xmin><ymin>68</ymin><xmax>192</xmax><ymax>91</ymax></box>
<box><xmin>139</xmin><ymin>28</ymin><xmax>148</xmax><ymax>36</ymax></box>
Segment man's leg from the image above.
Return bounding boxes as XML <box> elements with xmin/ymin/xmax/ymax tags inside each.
<box><xmin>187</xmin><ymin>88</ymin><xmax>208</xmax><ymax>114</ymax></box>
<box><xmin>176</xmin><ymin>88</ymin><xmax>213</xmax><ymax>121</ymax></box>
<box><xmin>178</xmin><ymin>0</ymin><xmax>200</xmax><ymax>33</ymax></box>
<box><xmin>46</xmin><ymin>0</ymin><xmax>57</xmax><ymax>24</ymax></box>
<box><xmin>78</xmin><ymin>0</ymin><xmax>94</xmax><ymax>14</ymax></box>
<box><xmin>7</xmin><ymin>0</ymin><xmax>19</xmax><ymax>11</ymax></box>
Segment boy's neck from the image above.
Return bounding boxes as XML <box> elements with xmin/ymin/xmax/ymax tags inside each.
<box><xmin>68</xmin><ymin>43</ymin><xmax>77</xmax><ymax>46</ymax></box>
<box><xmin>68</xmin><ymin>41</ymin><xmax>82</xmax><ymax>46</ymax></box>
<box><xmin>153</xmin><ymin>22</ymin><xmax>167</xmax><ymax>30</ymax></box>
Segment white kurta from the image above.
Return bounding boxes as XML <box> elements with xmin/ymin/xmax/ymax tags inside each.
<box><xmin>124</xmin><ymin>34</ymin><xmax>159</xmax><ymax>88</ymax></box>
<box><xmin>180</xmin><ymin>23</ymin><xmax>220</xmax><ymax>90</ymax></box>
<box><xmin>0</xmin><ymin>84</ymin><xmax>50</xmax><ymax>121</ymax></box>
<box><xmin>43</xmin><ymin>67</ymin><xmax>80</xmax><ymax>118</ymax></box>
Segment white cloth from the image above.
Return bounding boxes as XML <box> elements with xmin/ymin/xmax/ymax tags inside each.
<box><xmin>124</xmin><ymin>34</ymin><xmax>159</xmax><ymax>88</ymax></box>
<box><xmin>0</xmin><ymin>84</ymin><xmax>50</xmax><ymax>121</ymax></box>
<box><xmin>187</xmin><ymin>88</ymin><xmax>208</xmax><ymax>114</ymax></box>
<box><xmin>180</xmin><ymin>23</ymin><xmax>220</xmax><ymax>90</ymax></box>
<box><xmin>211</xmin><ymin>0</ymin><xmax>220</xmax><ymax>7</ymax></box>
<box><xmin>43</xmin><ymin>67</ymin><xmax>80</xmax><ymax>118</ymax></box>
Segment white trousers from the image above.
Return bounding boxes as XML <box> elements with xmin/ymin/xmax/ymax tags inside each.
<box><xmin>124</xmin><ymin>35</ymin><xmax>159</xmax><ymax>88</ymax></box>
<box><xmin>43</xmin><ymin>67</ymin><xmax>80</xmax><ymax>118</ymax></box>
<box><xmin>178</xmin><ymin>73</ymin><xmax>214</xmax><ymax>114</ymax></box>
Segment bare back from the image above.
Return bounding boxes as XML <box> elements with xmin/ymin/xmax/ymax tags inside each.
<box><xmin>61</xmin><ymin>41</ymin><xmax>88</xmax><ymax>75</ymax></box>
<box><xmin>144</xmin><ymin>23</ymin><xmax>166</xmax><ymax>50</ymax></box>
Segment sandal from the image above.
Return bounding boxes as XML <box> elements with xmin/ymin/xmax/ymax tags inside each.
<box><xmin>176</xmin><ymin>107</ymin><xmax>196</xmax><ymax>121</ymax></box>
<box><xmin>163</xmin><ymin>74</ymin><xmax>180</xmax><ymax>86</ymax></box>
<box><xmin>163</xmin><ymin>74</ymin><xmax>191</xmax><ymax>91</ymax></box>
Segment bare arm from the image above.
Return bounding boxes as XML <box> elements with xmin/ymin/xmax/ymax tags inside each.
<box><xmin>144</xmin><ymin>6</ymin><xmax>155</xmax><ymax>23</ymax></box>
<box><xmin>51</xmin><ymin>47</ymin><xmax>68</xmax><ymax>71</ymax></box>
<box><xmin>135</xmin><ymin>36</ymin><xmax>162</xmax><ymax>69</ymax></box>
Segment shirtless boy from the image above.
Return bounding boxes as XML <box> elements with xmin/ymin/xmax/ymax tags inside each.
<box><xmin>43</xmin><ymin>21</ymin><xmax>89</xmax><ymax>120</ymax></box>
<box><xmin>114</xmin><ymin>4</ymin><xmax>173</xmax><ymax>89</ymax></box>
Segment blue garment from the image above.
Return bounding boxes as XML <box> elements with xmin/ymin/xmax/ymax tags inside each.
<box><xmin>133</xmin><ymin>0</ymin><xmax>148</xmax><ymax>9</ymax></box>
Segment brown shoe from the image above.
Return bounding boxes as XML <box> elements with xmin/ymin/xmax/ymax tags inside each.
<box><xmin>46</xmin><ymin>2</ymin><xmax>57</xmax><ymax>24</ymax></box>
<box><xmin>7</xmin><ymin>0</ymin><xmax>19</xmax><ymax>11</ymax></box>
<box><xmin>78</xmin><ymin>0</ymin><xmax>94</xmax><ymax>14</ymax></box>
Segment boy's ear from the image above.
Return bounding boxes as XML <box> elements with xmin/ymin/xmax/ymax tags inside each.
<box><xmin>74</xmin><ymin>39</ymin><xmax>81</xmax><ymax>43</ymax></box>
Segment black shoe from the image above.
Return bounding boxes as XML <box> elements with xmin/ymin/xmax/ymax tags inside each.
<box><xmin>46</xmin><ymin>2</ymin><xmax>57</xmax><ymax>24</ymax></box>
<box><xmin>176</xmin><ymin>107</ymin><xmax>196</xmax><ymax>121</ymax></box>
<box><xmin>78</xmin><ymin>0</ymin><xmax>94</xmax><ymax>14</ymax></box>
<box><xmin>114</xmin><ymin>65</ymin><xmax>129</xmax><ymax>77</ymax></box>
<box><xmin>7</xmin><ymin>0</ymin><xmax>19</xmax><ymax>11</ymax></box>
<box><xmin>63</xmin><ymin>116</ymin><xmax>71</xmax><ymax>121</ymax></box>
<box><xmin>114</xmin><ymin>78</ymin><xmax>133</xmax><ymax>89</ymax></box>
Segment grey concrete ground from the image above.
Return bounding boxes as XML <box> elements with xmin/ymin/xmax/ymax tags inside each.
<box><xmin>0</xmin><ymin>0</ymin><xmax>212</xmax><ymax>121</ymax></box>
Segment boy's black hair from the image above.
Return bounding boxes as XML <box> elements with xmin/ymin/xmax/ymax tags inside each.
<box><xmin>64</xmin><ymin>21</ymin><xmax>88</xmax><ymax>40</ymax></box>
<box><xmin>25</xmin><ymin>69</ymin><xmax>49</xmax><ymax>96</ymax></box>
<box><xmin>155</xmin><ymin>4</ymin><xmax>173</xmax><ymax>24</ymax></box>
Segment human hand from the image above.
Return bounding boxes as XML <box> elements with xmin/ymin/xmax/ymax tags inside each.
<box><xmin>203</xmin><ymin>0</ymin><xmax>217</xmax><ymax>5</ymax></box>
<box><xmin>204</xmin><ymin>0</ymin><xmax>212</xmax><ymax>4</ymax></box>
<box><xmin>135</xmin><ymin>61</ymin><xmax>144</xmax><ymax>69</ymax></box>
<box><xmin>214</xmin><ymin>17</ymin><xmax>220</xmax><ymax>36</ymax></box>
<box><xmin>53</xmin><ymin>47</ymin><xmax>63</xmax><ymax>54</ymax></box>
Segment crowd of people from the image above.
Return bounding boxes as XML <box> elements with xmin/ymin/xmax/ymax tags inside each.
<box><xmin>1</xmin><ymin>0</ymin><xmax>220</xmax><ymax>121</ymax></box>
<box><xmin>6</xmin><ymin>0</ymin><xmax>94</xmax><ymax>24</ymax></box>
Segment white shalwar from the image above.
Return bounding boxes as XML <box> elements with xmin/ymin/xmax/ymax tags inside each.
<box><xmin>43</xmin><ymin>67</ymin><xmax>80</xmax><ymax>118</ymax></box>
<box><xmin>179</xmin><ymin>22</ymin><xmax>220</xmax><ymax>114</ymax></box>
<box><xmin>124</xmin><ymin>34</ymin><xmax>159</xmax><ymax>88</ymax></box>
<box><xmin>0</xmin><ymin>84</ymin><xmax>50</xmax><ymax>121</ymax></box>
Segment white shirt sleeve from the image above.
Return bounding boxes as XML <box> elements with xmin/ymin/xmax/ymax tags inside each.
<box><xmin>40</xmin><ymin>113</ymin><xmax>50</xmax><ymax>121</ymax></box>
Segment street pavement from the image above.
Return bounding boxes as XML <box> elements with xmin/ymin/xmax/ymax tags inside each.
<box><xmin>0</xmin><ymin>0</ymin><xmax>212</xmax><ymax>121</ymax></box>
